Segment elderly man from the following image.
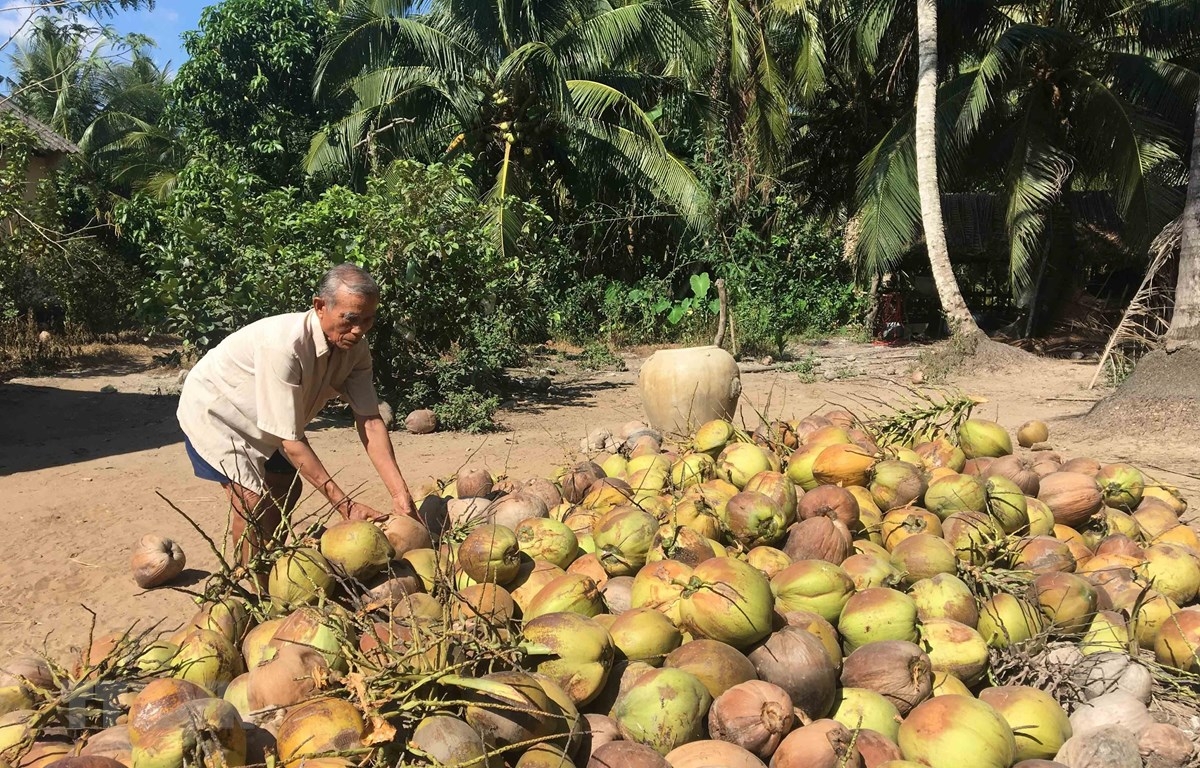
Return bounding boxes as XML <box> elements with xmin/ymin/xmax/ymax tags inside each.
<box><xmin>177</xmin><ymin>263</ymin><xmax>416</xmax><ymax>562</ymax></box>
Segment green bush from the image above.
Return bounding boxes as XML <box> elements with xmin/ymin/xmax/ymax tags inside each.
<box><xmin>122</xmin><ymin>156</ymin><xmax>562</xmax><ymax>415</ymax></box>
<box><xmin>1</xmin><ymin>117</ymin><xmax>140</xmax><ymax>336</ymax></box>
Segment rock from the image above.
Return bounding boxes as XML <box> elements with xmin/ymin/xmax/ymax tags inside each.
<box><xmin>847</xmin><ymin>355</ymin><xmax>857</xmax><ymax>362</ymax></box>
<box><xmin>100</xmin><ymin>385</ymin><xmax>118</xmax><ymax>394</ymax></box>
<box><xmin>582</xmin><ymin>428</ymin><xmax>612</xmax><ymax>452</ymax></box>
<box><xmin>1055</xmin><ymin>726</ymin><xmax>1143</xmax><ymax>768</ymax></box>
<box><xmin>911</xmin><ymin>370</ymin><xmax>925</xmax><ymax>384</ymax></box>
<box><xmin>760</xmin><ymin>356</ymin><xmax>774</xmax><ymax>366</ymax></box>
<box><xmin>37</xmin><ymin>330</ymin><xmax>51</xmax><ymax>344</ymax></box>
<box><xmin>405</xmin><ymin>409</ymin><xmax>438</xmax><ymax>434</ymax></box>
<box><xmin>1070</xmin><ymin>351</ymin><xmax>1085</xmax><ymax>360</ymax></box>
<box><xmin>823</xmin><ymin>370</ymin><xmax>836</xmax><ymax>381</ymax></box>
<box><xmin>378</xmin><ymin>401</ymin><xmax>395</xmax><ymax>428</ymax></box>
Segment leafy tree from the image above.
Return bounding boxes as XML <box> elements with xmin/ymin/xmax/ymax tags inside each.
<box><xmin>168</xmin><ymin>0</ymin><xmax>333</xmax><ymax>185</ymax></box>
<box><xmin>310</xmin><ymin>0</ymin><xmax>712</xmax><ymax>254</ymax></box>
<box><xmin>851</xmin><ymin>0</ymin><xmax>1196</xmax><ymax>304</ymax></box>
<box><xmin>5</xmin><ymin>17</ymin><xmax>105</xmax><ymax>139</ymax></box>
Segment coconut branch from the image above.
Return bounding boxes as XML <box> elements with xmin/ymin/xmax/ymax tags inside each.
<box><xmin>1090</xmin><ymin>216</ymin><xmax>1182</xmax><ymax>389</ymax></box>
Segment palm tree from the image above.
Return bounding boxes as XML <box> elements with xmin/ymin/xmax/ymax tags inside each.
<box><xmin>5</xmin><ymin>17</ymin><xmax>104</xmax><ymax>140</ymax></box>
<box><xmin>914</xmin><ymin>0</ymin><xmax>977</xmax><ymax>333</ymax></box>
<box><xmin>851</xmin><ymin>0</ymin><xmax>1192</xmax><ymax>309</ymax></box>
<box><xmin>1167</xmin><ymin>93</ymin><xmax>1200</xmax><ymax>344</ymax></box>
<box><xmin>79</xmin><ymin>52</ymin><xmax>184</xmax><ymax>198</ymax></box>
<box><xmin>309</xmin><ymin>0</ymin><xmax>713</xmax><ymax>253</ymax></box>
<box><xmin>704</xmin><ymin>0</ymin><xmax>826</xmax><ymax>200</ymax></box>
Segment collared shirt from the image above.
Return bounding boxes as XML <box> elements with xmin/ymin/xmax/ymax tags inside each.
<box><xmin>177</xmin><ymin>309</ymin><xmax>380</xmax><ymax>491</ymax></box>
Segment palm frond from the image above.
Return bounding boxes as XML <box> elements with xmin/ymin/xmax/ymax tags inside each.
<box><xmin>316</xmin><ymin>1</ymin><xmax>469</xmax><ymax>97</ymax></box>
<box><xmin>1066</xmin><ymin>69</ymin><xmax>1181</xmax><ymax>251</ymax></box>
<box><xmin>566</xmin><ymin>80</ymin><xmax>708</xmax><ymax>227</ymax></box>
<box><xmin>955</xmin><ymin>23</ymin><xmax>1075</xmax><ymax>141</ymax></box>
<box><xmin>1001</xmin><ymin>87</ymin><xmax>1073</xmax><ymax>293</ymax></box>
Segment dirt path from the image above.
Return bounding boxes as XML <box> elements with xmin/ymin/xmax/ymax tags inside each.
<box><xmin>1</xmin><ymin>340</ymin><xmax>1195</xmax><ymax>662</ymax></box>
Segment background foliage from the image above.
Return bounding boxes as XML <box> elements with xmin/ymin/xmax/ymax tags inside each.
<box><xmin>3</xmin><ymin>0</ymin><xmax>1198</xmax><ymax>424</ymax></box>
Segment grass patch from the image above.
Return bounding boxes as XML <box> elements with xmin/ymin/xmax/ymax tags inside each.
<box><xmin>912</xmin><ymin>332</ymin><xmax>980</xmax><ymax>383</ymax></box>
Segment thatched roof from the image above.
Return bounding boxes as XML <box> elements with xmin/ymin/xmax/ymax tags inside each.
<box><xmin>0</xmin><ymin>98</ymin><xmax>79</xmax><ymax>155</ymax></box>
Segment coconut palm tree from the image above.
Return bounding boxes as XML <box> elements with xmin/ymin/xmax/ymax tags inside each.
<box><xmin>5</xmin><ymin>17</ymin><xmax>104</xmax><ymax>140</ymax></box>
<box><xmin>851</xmin><ymin>0</ymin><xmax>1194</xmax><ymax>307</ymax></box>
<box><xmin>914</xmin><ymin>0</ymin><xmax>977</xmax><ymax>333</ymax></box>
<box><xmin>310</xmin><ymin>0</ymin><xmax>714</xmax><ymax>254</ymax></box>
<box><xmin>79</xmin><ymin>53</ymin><xmax>184</xmax><ymax>198</ymax></box>
<box><xmin>1167</xmin><ymin>93</ymin><xmax>1200</xmax><ymax>344</ymax></box>
<box><xmin>704</xmin><ymin>0</ymin><xmax>826</xmax><ymax>200</ymax></box>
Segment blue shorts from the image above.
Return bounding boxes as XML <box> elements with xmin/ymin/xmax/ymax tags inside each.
<box><xmin>184</xmin><ymin>437</ymin><xmax>296</xmax><ymax>484</ymax></box>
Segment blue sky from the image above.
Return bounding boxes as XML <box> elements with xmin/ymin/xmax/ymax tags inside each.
<box><xmin>111</xmin><ymin>0</ymin><xmax>206</xmax><ymax>73</ymax></box>
<box><xmin>1</xmin><ymin>0</ymin><xmax>206</xmax><ymax>80</ymax></box>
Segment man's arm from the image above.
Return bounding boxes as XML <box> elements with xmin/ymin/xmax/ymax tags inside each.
<box><xmin>356</xmin><ymin>413</ymin><xmax>417</xmax><ymax>518</ymax></box>
<box><xmin>278</xmin><ymin>437</ymin><xmax>384</xmax><ymax>521</ymax></box>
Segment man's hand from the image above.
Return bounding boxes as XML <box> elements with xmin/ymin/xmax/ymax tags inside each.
<box><xmin>345</xmin><ymin>500</ymin><xmax>388</xmax><ymax>522</ymax></box>
<box><xmin>391</xmin><ymin>492</ymin><xmax>417</xmax><ymax>520</ymax></box>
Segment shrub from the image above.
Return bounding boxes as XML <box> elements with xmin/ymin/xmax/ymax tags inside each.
<box><xmin>123</xmin><ymin>156</ymin><xmax>563</xmax><ymax>418</ymax></box>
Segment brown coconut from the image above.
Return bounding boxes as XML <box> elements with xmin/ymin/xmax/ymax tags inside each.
<box><xmin>375</xmin><ymin>516</ymin><xmax>433</xmax><ymax>558</ymax></box>
<box><xmin>854</xmin><ymin>729</ymin><xmax>903</xmax><ymax>766</ymax></box>
<box><xmin>1060</xmin><ymin>457</ymin><xmax>1102</xmax><ymax>476</ymax></box>
<box><xmin>587</xmin><ymin>741</ymin><xmax>668</xmax><ymax>768</ymax></box>
<box><xmin>746</xmin><ymin>627</ymin><xmax>838</xmax><ymax>721</ymax></box>
<box><xmin>485</xmin><ymin>492</ymin><xmax>550</xmax><ymax>530</ymax></box>
<box><xmin>525</xmin><ymin>477</ymin><xmax>564</xmax><ymax>510</ymax></box>
<box><xmin>246</xmin><ymin>644</ymin><xmax>328</xmax><ymax>711</ymax></box>
<box><xmin>798</xmin><ymin>486</ymin><xmax>861</xmax><ymax>528</ymax></box>
<box><xmin>1044</xmin><ymin>478</ymin><xmax>1105</xmax><ymax>530</ymax></box>
<box><xmin>664</xmin><ymin>740</ymin><xmax>767</xmax><ymax>768</ymax></box>
<box><xmin>1138</xmin><ymin>722</ymin><xmax>1195</xmax><ymax>768</ymax></box>
<box><xmin>706</xmin><ymin>680</ymin><xmax>794</xmax><ymax>760</ymax></box>
<box><xmin>987</xmin><ymin>455</ymin><xmax>1041</xmax><ymax>496</ymax></box>
<box><xmin>456</xmin><ymin>467</ymin><xmax>495</xmax><ymax>499</ymax></box>
<box><xmin>839</xmin><ymin>640</ymin><xmax>933</xmax><ymax>715</ymax></box>
<box><xmin>577</xmin><ymin>714</ymin><xmax>621</xmax><ymax>763</ymax></box>
<box><xmin>130</xmin><ymin>535</ymin><xmax>186</xmax><ymax>589</ymax></box>
<box><xmin>78</xmin><ymin>726</ymin><xmax>131</xmax><ymax>766</ymax></box>
<box><xmin>562</xmin><ymin>463</ymin><xmax>606</xmax><ymax>504</ymax></box>
<box><xmin>771</xmin><ymin>719</ymin><xmax>865</xmax><ymax>768</ymax></box>
<box><xmin>405</xmin><ymin>409</ymin><xmax>437</xmax><ymax>434</ymax></box>
<box><xmin>782</xmin><ymin>516</ymin><xmax>852</xmax><ymax>565</ymax></box>
<box><xmin>664</xmin><ymin>640</ymin><xmax>758</xmax><ymax>701</ymax></box>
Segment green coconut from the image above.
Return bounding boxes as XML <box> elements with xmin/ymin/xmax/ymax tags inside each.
<box><xmin>957</xmin><ymin>420</ymin><xmax>1014</xmax><ymax>460</ymax></box>
<box><xmin>611</xmin><ymin>668</ymin><xmax>712</xmax><ymax>755</ymax></box>
<box><xmin>319</xmin><ymin>521</ymin><xmax>394</xmax><ymax>581</ymax></box>
<box><xmin>268</xmin><ymin>548</ymin><xmax>335</xmax><ymax>607</ymax></box>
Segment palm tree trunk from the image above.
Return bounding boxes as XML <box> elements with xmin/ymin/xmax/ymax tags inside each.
<box><xmin>1166</xmin><ymin>94</ymin><xmax>1200</xmax><ymax>346</ymax></box>
<box><xmin>914</xmin><ymin>0</ymin><xmax>979</xmax><ymax>336</ymax></box>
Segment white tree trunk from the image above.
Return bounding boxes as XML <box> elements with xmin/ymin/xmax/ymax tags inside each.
<box><xmin>915</xmin><ymin>0</ymin><xmax>980</xmax><ymax>336</ymax></box>
<box><xmin>1167</xmin><ymin>94</ymin><xmax>1200</xmax><ymax>345</ymax></box>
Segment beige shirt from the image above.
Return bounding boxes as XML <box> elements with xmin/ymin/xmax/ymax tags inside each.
<box><xmin>177</xmin><ymin>310</ymin><xmax>380</xmax><ymax>491</ymax></box>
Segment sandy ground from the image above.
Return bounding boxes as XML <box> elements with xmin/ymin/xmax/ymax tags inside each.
<box><xmin>2</xmin><ymin>340</ymin><xmax>1197</xmax><ymax>663</ymax></box>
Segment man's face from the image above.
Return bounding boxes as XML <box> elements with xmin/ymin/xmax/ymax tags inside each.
<box><xmin>314</xmin><ymin>287</ymin><xmax>378</xmax><ymax>350</ymax></box>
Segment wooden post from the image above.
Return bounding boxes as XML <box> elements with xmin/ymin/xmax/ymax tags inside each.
<box><xmin>714</xmin><ymin>278</ymin><xmax>729</xmax><ymax>348</ymax></box>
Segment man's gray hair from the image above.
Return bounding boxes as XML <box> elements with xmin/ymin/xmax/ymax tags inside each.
<box><xmin>317</xmin><ymin>263</ymin><xmax>380</xmax><ymax>305</ymax></box>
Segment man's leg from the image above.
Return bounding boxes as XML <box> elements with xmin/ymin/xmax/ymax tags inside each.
<box><xmin>224</xmin><ymin>482</ymin><xmax>285</xmax><ymax>575</ymax></box>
